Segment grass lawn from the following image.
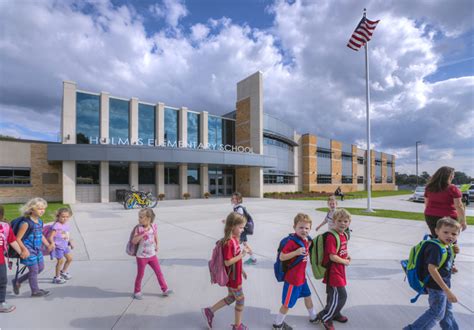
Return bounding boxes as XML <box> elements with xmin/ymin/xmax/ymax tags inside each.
<box><xmin>316</xmin><ymin>207</ymin><xmax>474</xmax><ymax>225</ymax></box>
<box><xmin>1</xmin><ymin>202</ymin><xmax>70</xmax><ymax>223</ymax></box>
<box><xmin>291</xmin><ymin>190</ymin><xmax>412</xmax><ymax>201</ymax></box>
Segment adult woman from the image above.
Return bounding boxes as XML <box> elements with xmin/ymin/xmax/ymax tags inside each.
<box><xmin>424</xmin><ymin>166</ymin><xmax>467</xmax><ymax>237</ymax></box>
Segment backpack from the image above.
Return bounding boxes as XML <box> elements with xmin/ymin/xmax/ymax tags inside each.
<box><xmin>400</xmin><ymin>236</ymin><xmax>453</xmax><ymax>303</ymax></box>
<box><xmin>234</xmin><ymin>205</ymin><xmax>254</xmax><ymax>235</ymax></box>
<box><xmin>40</xmin><ymin>221</ymin><xmax>57</xmax><ymax>256</ymax></box>
<box><xmin>125</xmin><ymin>223</ymin><xmax>157</xmax><ymax>257</ymax></box>
<box><xmin>208</xmin><ymin>240</ymin><xmax>232</xmax><ymax>286</ymax></box>
<box><xmin>310</xmin><ymin>230</ymin><xmax>348</xmax><ymax>280</ymax></box>
<box><xmin>274</xmin><ymin>234</ymin><xmax>309</xmax><ymax>282</ymax></box>
<box><xmin>1</xmin><ymin>222</ymin><xmax>11</xmax><ymax>256</ymax></box>
<box><xmin>8</xmin><ymin>217</ymin><xmax>35</xmax><ymax>259</ymax></box>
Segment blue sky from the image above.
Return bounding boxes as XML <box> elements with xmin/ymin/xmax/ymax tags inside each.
<box><xmin>0</xmin><ymin>0</ymin><xmax>473</xmax><ymax>176</ymax></box>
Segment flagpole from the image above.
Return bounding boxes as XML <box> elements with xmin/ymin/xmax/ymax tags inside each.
<box><xmin>364</xmin><ymin>9</ymin><xmax>374</xmax><ymax>213</ymax></box>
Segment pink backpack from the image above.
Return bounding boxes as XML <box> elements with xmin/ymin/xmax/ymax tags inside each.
<box><xmin>1</xmin><ymin>222</ymin><xmax>11</xmax><ymax>254</ymax></box>
<box><xmin>126</xmin><ymin>223</ymin><xmax>157</xmax><ymax>256</ymax></box>
<box><xmin>208</xmin><ymin>240</ymin><xmax>231</xmax><ymax>286</ymax></box>
<box><xmin>41</xmin><ymin>221</ymin><xmax>57</xmax><ymax>256</ymax></box>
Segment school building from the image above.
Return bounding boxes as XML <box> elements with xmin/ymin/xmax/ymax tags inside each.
<box><xmin>0</xmin><ymin>72</ymin><xmax>396</xmax><ymax>204</ymax></box>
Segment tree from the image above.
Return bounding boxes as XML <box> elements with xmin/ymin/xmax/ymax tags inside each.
<box><xmin>452</xmin><ymin>171</ymin><xmax>472</xmax><ymax>185</ymax></box>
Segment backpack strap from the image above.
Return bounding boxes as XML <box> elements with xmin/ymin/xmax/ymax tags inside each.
<box><xmin>429</xmin><ymin>239</ymin><xmax>450</xmax><ymax>269</ymax></box>
<box><xmin>328</xmin><ymin>230</ymin><xmax>342</xmax><ymax>252</ymax></box>
<box><xmin>286</xmin><ymin>235</ymin><xmax>307</xmax><ymax>270</ymax></box>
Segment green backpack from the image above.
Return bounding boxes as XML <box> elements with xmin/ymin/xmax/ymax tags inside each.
<box><xmin>310</xmin><ymin>230</ymin><xmax>349</xmax><ymax>280</ymax></box>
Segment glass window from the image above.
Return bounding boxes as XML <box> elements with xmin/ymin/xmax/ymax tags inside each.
<box><xmin>0</xmin><ymin>168</ymin><xmax>31</xmax><ymax>185</ymax></box>
<box><xmin>187</xmin><ymin>167</ymin><xmax>200</xmax><ymax>184</ymax></box>
<box><xmin>223</xmin><ymin>119</ymin><xmax>235</xmax><ymax>146</ymax></box>
<box><xmin>109</xmin><ymin>98</ymin><xmax>130</xmax><ymax>144</ymax></box>
<box><xmin>264</xmin><ymin>175</ymin><xmax>294</xmax><ymax>184</ymax></box>
<box><xmin>139</xmin><ymin>164</ymin><xmax>155</xmax><ymax>184</ymax></box>
<box><xmin>357</xmin><ymin>157</ymin><xmax>364</xmax><ymax>165</ymax></box>
<box><xmin>187</xmin><ymin>112</ymin><xmax>200</xmax><ymax>148</ymax></box>
<box><xmin>165</xmin><ymin>166</ymin><xmax>178</xmax><ymax>184</ymax></box>
<box><xmin>76</xmin><ymin>163</ymin><xmax>100</xmax><ymax>184</ymax></box>
<box><xmin>342</xmin><ymin>176</ymin><xmax>353</xmax><ymax>184</ymax></box>
<box><xmin>357</xmin><ymin>176</ymin><xmax>364</xmax><ymax>184</ymax></box>
<box><xmin>164</xmin><ymin>108</ymin><xmax>179</xmax><ymax>147</ymax></box>
<box><xmin>76</xmin><ymin>92</ymin><xmax>100</xmax><ymax>144</ymax></box>
<box><xmin>317</xmin><ymin>174</ymin><xmax>332</xmax><ymax>184</ymax></box>
<box><xmin>109</xmin><ymin>163</ymin><xmax>129</xmax><ymax>184</ymax></box>
<box><xmin>139</xmin><ymin>103</ymin><xmax>155</xmax><ymax>146</ymax></box>
<box><xmin>263</xmin><ymin>136</ymin><xmax>294</xmax><ymax>151</ymax></box>
<box><xmin>208</xmin><ymin>116</ymin><xmax>223</xmax><ymax>149</ymax></box>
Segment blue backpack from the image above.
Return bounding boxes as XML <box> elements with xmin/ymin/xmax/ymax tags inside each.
<box><xmin>274</xmin><ymin>234</ymin><xmax>310</xmax><ymax>282</ymax></box>
<box><xmin>400</xmin><ymin>235</ymin><xmax>453</xmax><ymax>303</ymax></box>
<box><xmin>8</xmin><ymin>217</ymin><xmax>35</xmax><ymax>258</ymax></box>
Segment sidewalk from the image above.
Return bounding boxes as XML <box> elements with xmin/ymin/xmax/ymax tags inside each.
<box><xmin>2</xmin><ymin>197</ymin><xmax>473</xmax><ymax>329</ymax></box>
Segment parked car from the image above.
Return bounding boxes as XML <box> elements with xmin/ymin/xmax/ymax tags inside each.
<box><xmin>460</xmin><ymin>183</ymin><xmax>474</xmax><ymax>205</ymax></box>
<box><xmin>412</xmin><ymin>186</ymin><xmax>425</xmax><ymax>202</ymax></box>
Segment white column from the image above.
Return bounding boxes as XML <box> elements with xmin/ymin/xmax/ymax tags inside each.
<box><xmin>156</xmin><ymin>102</ymin><xmax>165</xmax><ymax>146</ymax></box>
<box><xmin>100</xmin><ymin>92</ymin><xmax>109</xmax><ymax>143</ymax></box>
<box><xmin>200</xmin><ymin>111</ymin><xmax>208</xmax><ymax>147</ymax></box>
<box><xmin>62</xmin><ymin>81</ymin><xmax>76</xmax><ymax>144</ymax></box>
<box><xmin>179</xmin><ymin>164</ymin><xmax>188</xmax><ymax>198</ymax></box>
<box><xmin>179</xmin><ymin>107</ymin><xmax>188</xmax><ymax>147</ymax></box>
<box><xmin>62</xmin><ymin>161</ymin><xmax>76</xmax><ymax>203</ymax></box>
<box><xmin>130</xmin><ymin>162</ymin><xmax>139</xmax><ymax>189</ymax></box>
<box><xmin>130</xmin><ymin>97</ymin><xmax>139</xmax><ymax>144</ymax></box>
<box><xmin>156</xmin><ymin>163</ymin><xmax>165</xmax><ymax>195</ymax></box>
<box><xmin>100</xmin><ymin>161</ymin><xmax>109</xmax><ymax>203</ymax></box>
<box><xmin>200</xmin><ymin>164</ymin><xmax>209</xmax><ymax>197</ymax></box>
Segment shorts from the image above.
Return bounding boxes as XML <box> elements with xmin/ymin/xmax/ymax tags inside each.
<box><xmin>51</xmin><ymin>246</ymin><xmax>71</xmax><ymax>259</ymax></box>
<box><xmin>282</xmin><ymin>280</ymin><xmax>311</xmax><ymax>308</ymax></box>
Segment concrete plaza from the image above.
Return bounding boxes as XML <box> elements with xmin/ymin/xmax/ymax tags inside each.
<box><xmin>2</xmin><ymin>195</ymin><xmax>473</xmax><ymax>329</ymax></box>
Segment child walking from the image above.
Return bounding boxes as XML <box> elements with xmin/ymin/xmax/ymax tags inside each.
<box><xmin>203</xmin><ymin>212</ymin><xmax>250</xmax><ymax>330</ymax></box>
<box><xmin>315</xmin><ymin>196</ymin><xmax>338</xmax><ymax>232</ymax></box>
<box><xmin>316</xmin><ymin>208</ymin><xmax>352</xmax><ymax>330</ymax></box>
<box><xmin>273</xmin><ymin>213</ymin><xmax>318</xmax><ymax>330</ymax></box>
<box><xmin>48</xmin><ymin>208</ymin><xmax>74</xmax><ymax>284</ymax></box>
<box><xmin>231</xmin><ymin>192</ymin><xmax>257</xmax><ymax>265</ymax></box>
<box><xmin>404</xmin><ymin>217</ymin><xmax>460</xmax><ymax>330</ymax></box>
<box><xmin>13</xmin><ymin>198</ymin><xmax>53</xmax><ymax>297</ymax></box>
<box><xmin>0</xmin><ymin>205</ymin><xmax>23</xmax><ymax>312</ymax></box>
<box><xmin>132</xmin><ymin>208</ymin><xmax>172</xmax><ymax>299</ymax></box>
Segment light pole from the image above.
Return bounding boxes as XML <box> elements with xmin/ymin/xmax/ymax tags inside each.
<box><xmin>416</xmin><ymin>141</ymin><xmax>421</xmax><ymax>186</ymax></box>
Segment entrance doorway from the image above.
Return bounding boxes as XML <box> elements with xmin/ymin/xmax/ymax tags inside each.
<box><xmin>209</xmin><ymin>169</ymin><xmax>234</xmax><ymax>196</ymax></box>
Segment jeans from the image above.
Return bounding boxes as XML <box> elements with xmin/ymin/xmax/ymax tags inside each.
<box><xmin>134</xmin><ymin>256</ymin><xmax>168</xmax><ymax>293</ymax></box>
<box><xmin>404</xmin><ymin>288</ymin><xmax>458</xmax><ymax>330</ymax></box>
<box><xmin>0</xmin><ymin>263</ymin><xmax>7</xmax><ymax>303</ymax></box>
<box><xmin>17</xmin><ymin>261</ymin><xmax>45</xmax><ymax>293</ymax></box>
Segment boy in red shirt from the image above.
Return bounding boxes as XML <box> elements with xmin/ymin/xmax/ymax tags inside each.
<box><xmin>316</xmin><ymin>208</ymin><xmax>351</xmax><ymax>330</ymax></box>
<box><xmin>273</xmin><ymin>213</ymin><xmax>317</xmax><ymax>330</ymax></box>
<box><xmin>0</xmin><ymin>205</ymin><xmax>23</xmax><ymax>313</ymax></box>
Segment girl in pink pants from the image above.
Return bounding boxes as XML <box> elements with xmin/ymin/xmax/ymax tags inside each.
<box><xmin>131</xmin><ymin>208</ymin><xmax>172</xmax><ymax>299</ymax></box>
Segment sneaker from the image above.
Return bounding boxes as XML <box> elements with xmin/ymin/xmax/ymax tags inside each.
<box><xmin>133</xmin><ymin>292</ymin><xmax>143</xmax><ymax>300</ymax></box>
<box><xmin>11</xmin><ymin>279</ymin><xmax>20</xmax><ymax>295</ymax></box>
<box><xmin>244</xmin><ymin>258</ymin><xmax>257</xmax><ymax>265</ymax></box>
<box><xmin>162</xmin><ymin>289</ymin><xmax>174</xmax><ymax>297</ymax></box>
<box><xmin>272</xmin><ymin>322</ymin><xmax>293</xmax><ymax>330</ymax></box>
<box><xmin>201</xmin><ymin>307</ymin><xmax>214</xmax><ymax>329</ymax></box>
<box><xmin>52</xmin><ymin>276</ymin><xmax>66</xmax><ymax>284</ymax></box>
<box><xmin>232</xmin><ymin>323</ymin><xmax>248</xmax><ymax>330</ymax></box>
<box><xmin>60</xmin><ymin>271</ymin><xmax>72</xmax><ymax>280</ymax></box>
<box><xmin>333</xmin><ymin>314</ymin><xmax>348</xmax><ymax>323</ymax></box>
<box><xmin>309</xmin><ymin>316</ymin><xmax>319</xmax><ymax>323</ymax></box>
<box><xmin>0</xmin><ymin>302</ymin><xmax>16</xmax><ymax>313</ymax></box>
<box><xmin>322</xmin><ymin>320</ymin><xmax>335</xmax><ymax>330</ymax></box>
<box><xmin>31</xmin><ymin>289</ymin><xmax>51</xmax><ymax>297</ymax></box>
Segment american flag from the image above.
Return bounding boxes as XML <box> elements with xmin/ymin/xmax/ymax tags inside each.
<box><xmin>347</xmin><ymin>16</ymin><xmax>380</xmax><ymax>51</ymax></box>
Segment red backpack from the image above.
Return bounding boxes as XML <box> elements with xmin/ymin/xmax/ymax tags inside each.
<box><xmin>208</xmin><ymin>239</ymin><xmax>236</xmax><ymax>286</ymax></box>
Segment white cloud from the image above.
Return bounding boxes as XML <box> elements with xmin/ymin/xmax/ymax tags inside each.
<box><xmin>0</xmin><ymin>0</ymin><xmax>472</xmax><ymax>175</ymax></box>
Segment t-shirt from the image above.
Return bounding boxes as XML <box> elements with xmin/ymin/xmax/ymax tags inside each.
<box><xmin>223</xmin><ymin>237</ymin><xmax>242</xmax><ymax>289</ymax></box>
<box><xmin>323</xmin><ymin>231</ymin><xmax>348</xmax><ymax>287</ymax></box>
<box><xmin>424</xmin><ymin>185</ymin><xmax>462</xmax><ymax>219</ymax></box>
<box><xmin>0</xmin><ymin>224</ymin><xmax>16</xmax><ymax>265</ymax></box>
<box><xmin>51</xmin><ymin>222</ymin><xmax>70</xmax><ymax>250</ymax></box>
<box><xmin>325</xmin><ymin>209</ymin><xmax>336</xmax><ymax>230</ymax></box>
<box><xmin>136</xmin><ymin>225</ymin><xmax>157</xmax><ymax>258</ymax></box>
<box><xmin>281</xmin><ymin>235</ymin><xmax>310</xmax><ymax>286</ymax></box>
<box><xmin>420</xmin><ymin>242</ymin><xmax>453</xmax><ymax>290</ymax></box>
